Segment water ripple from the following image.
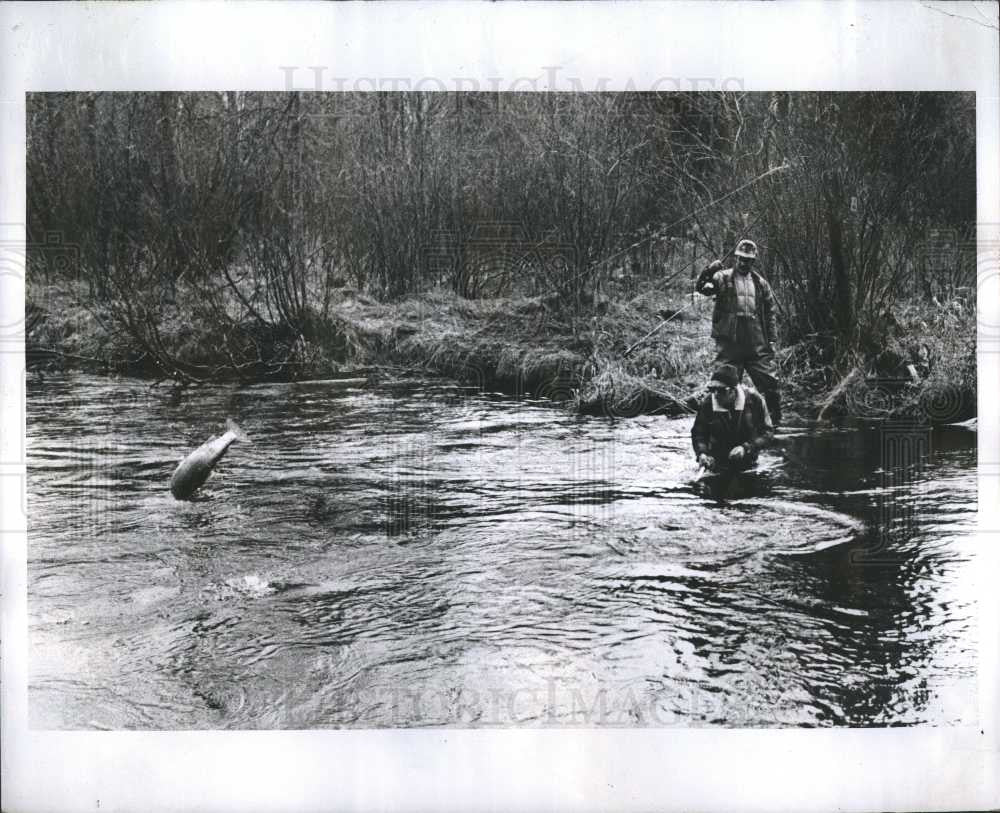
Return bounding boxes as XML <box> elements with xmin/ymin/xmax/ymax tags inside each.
<box><xmin>26</xmin><ymin>372</ymin><xmax>979</xmax><ymax>729</ymax></box>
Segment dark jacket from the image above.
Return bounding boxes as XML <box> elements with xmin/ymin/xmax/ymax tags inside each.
<box><xmin>691</xmin><ymin>385</ymin><xmax>774</xmax><ymax>462</ymax></box>
<box><xmin>695</xmin><ymin>265</ymin><xmax>778</xmax><ymax>347</ymax></box>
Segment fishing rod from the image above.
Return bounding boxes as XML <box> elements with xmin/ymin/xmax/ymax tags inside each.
<box><xmin>620</xmin><ymin>203</ymin><xmax>778</xmax><ymax>360</ymax></box>
<box><xmin>577</xmin><ymin>162</ymin><xmax>792</xmax><ymax>290</ymax></box>
<box><xmin>597</xmin><ymin>165</ymin><xmax>792</xmax><ymax>363</ymax></box>
<box><xmin>661</xmin><ymin>190</ymin><xmax>774</xmax><ymax>290</ymax></box>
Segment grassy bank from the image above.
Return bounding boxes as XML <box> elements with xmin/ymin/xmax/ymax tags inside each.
<box><xmin>26</xmin><ymin>276</ymin><xmax>975</xmax><ymax>425</ymax></box>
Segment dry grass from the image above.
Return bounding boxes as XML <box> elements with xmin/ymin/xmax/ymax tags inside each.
<box><xmin>27</xmin><ymin>274</ymin><xmax>722</xmax><ymax>411</ymax></box>
<box><xmin>806</xmin><ymin>297</ymin><xmax>975</xmax><ymax>424</ymax></box>
<box><xmin>29</xmin><ymin>273</ymin><xmax>973</xmax><ymax>424</ymax></box>
<box><xmin>309</xmin><ymin>275</ymin><xmax>721</xmax><ymax>413</ymax></box>
<box><xmin>570</xmin><ymin>282</ymin><xmax>716</xmax><ymax>416</ymax></box>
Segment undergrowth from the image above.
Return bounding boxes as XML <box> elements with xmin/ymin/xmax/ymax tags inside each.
<box><xmin>26</xmin><ymin>276</ymin><xmax>975</xmax><ymax>425</ymax></box>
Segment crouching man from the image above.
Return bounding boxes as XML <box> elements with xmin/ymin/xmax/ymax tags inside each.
<box><xmin>692</xmin><ymin>364</ymin><xmax>774</xmax><ymax>472</ymax></box>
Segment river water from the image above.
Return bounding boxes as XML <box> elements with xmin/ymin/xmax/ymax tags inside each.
<box><xmin>26</xmin><ymin>372</ymin><xmax>978</xmax><ymax>728</ymax></box>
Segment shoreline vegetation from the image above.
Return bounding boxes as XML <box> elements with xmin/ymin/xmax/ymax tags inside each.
<box><xmin>25</xmin><ymin>91</ymin><xmax>977</xmax><ymax>424</ymax></box>
<box><xmin>27</xmin><ymin>268</ymin><xmax>975</xmax><ymax>425</ymax></box>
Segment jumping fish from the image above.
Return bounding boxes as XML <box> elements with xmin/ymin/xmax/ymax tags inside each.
<box><xmin>170</xmin><ymin>419</ymin><xmax>248</xmax><ymax>500</ymax></box>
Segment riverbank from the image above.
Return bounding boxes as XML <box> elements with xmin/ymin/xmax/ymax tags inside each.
<box><xmin>26</xmin><ymin>277</ymin><xmax>975</xmax><ymax>425</ymax></box>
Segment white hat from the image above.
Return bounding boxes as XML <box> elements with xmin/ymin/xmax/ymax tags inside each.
<box><xmin>735</xmin><ymin>239</ymin><xmax>758</xmax><ymax>259</ymax></box>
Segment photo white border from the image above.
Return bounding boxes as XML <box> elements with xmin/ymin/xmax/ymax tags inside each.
<box><xmin>2</xmin><ymin>2</ymin><xmax>998</xmax><ymax>811</ymax></box>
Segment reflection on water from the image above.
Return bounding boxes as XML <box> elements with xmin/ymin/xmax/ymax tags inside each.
<box><xmin>27</xmin><ymin>373</ymin><xmax>978</xmax><ymax>728</ymax></box>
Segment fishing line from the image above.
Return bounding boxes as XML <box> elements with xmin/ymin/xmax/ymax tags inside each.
<box><xmin>622</xmin><ymin>300</ymin><xmax>697</xmax><ymax>357</ymax></box>
<box><xmin>619</xmin><ymin>200</ymin><xmax>784</xmax><ymax>359</ymax></box>
<box><xmin>571</xmin><ymin>162</ymin><xmax>792</xmax><ymax>290</ymax></box>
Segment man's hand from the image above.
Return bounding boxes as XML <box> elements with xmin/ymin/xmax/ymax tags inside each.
<box><xmin>697</xmin><ymin>453</ymin><xmax>716</xmax><ymax>471</ymax></box>
<box><xmin>728</xmin><ymin>445</ymin><xmax>747</xmax><ymax>462</ymax></box>
<box><xmin>696</xmin><ymin>260</ymin><xmax>725</xmax><ymax>297</ymax></box>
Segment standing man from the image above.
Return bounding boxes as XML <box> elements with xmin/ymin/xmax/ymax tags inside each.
<box><xmin>695</xmin><ymin>239</ymin><xmax>782</xmax><ymax>425</ymax></box>
<box><xmin>692</xmin><ymin>364</ymin><xmax>774</xmax><ymax>471</ymax></box>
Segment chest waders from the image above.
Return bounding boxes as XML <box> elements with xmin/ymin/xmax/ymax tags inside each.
<box><xmin>713</xmin><ymin>271</ymin><xmax>782</xmax><ymax>425</ymax></box>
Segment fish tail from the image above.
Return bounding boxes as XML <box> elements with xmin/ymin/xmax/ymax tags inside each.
<box><xmin>226</xmin><ymin>418</ymin><xmax>249</xmax><ymax>442</ymax></box>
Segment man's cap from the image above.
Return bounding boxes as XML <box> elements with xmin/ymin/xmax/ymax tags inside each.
<box><xmin>709</xmin><ymin>364</ymin><xmax>740</xmax><ymax>389</ymax></box>
<box><xmin>734</xmin><ymin>239</ymin><xmax>758</xmax><ymax>259</ymax></box>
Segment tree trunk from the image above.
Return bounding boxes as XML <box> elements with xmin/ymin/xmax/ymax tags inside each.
<box><xmin>823</xmin><ymin>170</ymin><xmax>853</xmax><ymax>345</ymax></box>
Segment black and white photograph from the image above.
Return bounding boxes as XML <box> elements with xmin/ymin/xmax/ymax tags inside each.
<box><xmin>23</xmin><ymin>89</ymin><xmax>980</xmax><ymax>730</ymax></box>
<box><xmin>2</xmin><ymin>2</ymin><xmax>999</xmax><ymax>812</ymax></box>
